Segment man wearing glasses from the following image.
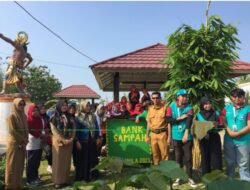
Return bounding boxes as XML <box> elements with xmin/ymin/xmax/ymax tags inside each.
<box><xmin>222</xmin><ymin>88</ymin><xmax>250</xmax><ymax>181</ymax></box>
<box><xmin>166</xmin><ymin>89</ymin><xmax>196</xmax><ymax>187</ymax></box>
<box><xmin>146</xmin><ymin>91</ymin><xmax>171</xmax><ymax>165</ymax></box>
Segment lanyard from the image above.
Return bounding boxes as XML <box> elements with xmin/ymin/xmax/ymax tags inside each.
<box><xmin>233</xmin><ymin>107</ymin><xmax>238</xmax><ymax>124</ymax></box>
<box><xmin>177</xmin><ymin>108</ymin><xmax>180</xmax><ymax>117</ymax></box>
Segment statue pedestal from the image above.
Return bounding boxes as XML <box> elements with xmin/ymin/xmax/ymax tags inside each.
<box><xmin>0</xmin><ymin>94</ymin><xmax>31</xmax><ymax>155</ymax></box>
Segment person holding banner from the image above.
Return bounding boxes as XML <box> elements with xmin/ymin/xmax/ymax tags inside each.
<box><xmin>146</xmin><ymin>91</ymin><xmax>170</xmax><ymax>165</ymax></box>
<box><xmin>222</xmin><ymin>88</ymin><xmax>250</xmax><ymax>181</ymax></box>
<box><xmin>196</xmin><ymin>96</ymin><xmax>223</xmax><ymax>175</ymax></box>
<box><xmin>166</xmin><ymin>89</ymin><xmax>196</xmax><ymax>188</ymax></box>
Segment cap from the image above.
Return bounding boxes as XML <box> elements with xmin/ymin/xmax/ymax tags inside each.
<box><xmin>176</xmin><ymin>89</ymin><xmax>188</xmax><ymax>96</ymax></box>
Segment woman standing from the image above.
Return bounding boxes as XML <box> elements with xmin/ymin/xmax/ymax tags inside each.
<box><xmin>196</xmin><ymin>96</ymin><xmax>223</xmax><ymax>175</ymax></box>
<box><xmin>39</xmin><ymin>104</ymin><xmax>52</xmax><ymax>173</ymax></box>
<box><xmin>5</xmin><ymin>98</ymin><xmax>28</xmax><ymax>190</ymax></box>
<box><xmin>26</xmin><ymin>104</ymin><xmax>43</xmax><ymax>185</ymax></box>
<box><xmin>50</xmin><ymin>99</ymin><xmax>75</xmax><ymax>189</ymax></box>
<box><xmin>74</xmin><ymin>101</ymin><xmax>101</xmax><ymax>182</ymax></box>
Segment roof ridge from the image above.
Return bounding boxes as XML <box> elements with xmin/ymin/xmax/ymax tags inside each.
<box><xmin>234</xmin><ymin>60</ymin><xmax>250</xmax><ymax>64</ymax></box>
<box><xmin>89</xmin><ymin>43</ymin><xmax>166</xmax><ymax>68</ymax></box>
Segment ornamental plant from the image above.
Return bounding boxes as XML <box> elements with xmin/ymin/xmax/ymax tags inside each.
<box><xmin>162</xmin><ymin>15</ymin><xmax>240</xmax><ymax>110</ymax></box>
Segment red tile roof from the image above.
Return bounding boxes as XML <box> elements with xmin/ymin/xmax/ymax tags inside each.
<box><xmin>233</xmin><ymin>60</ymin><xmax>250</xmax><ymax>70</ymax></box>
<box><xmin>90</xmin><ymin>43</ymin><xmax>168</xmax><ymax>69</ymax></box>
<box><xmin>90</xmin><ymin>43</ymin><xmax>250</xmax><ymax>71</ymax></box>
<box><xmin>53</xmin><ymin>85</ymin><xmax>100</xmax><ymax>99</ymax></box>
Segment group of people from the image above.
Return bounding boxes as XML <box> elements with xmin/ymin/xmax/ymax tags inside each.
<box><xmin>4</xmin><ymin>99</ymin><xmax>103</xmax><ymax>190</ymax></box>
<box><xmin>4</xmin><ymin>87</ymin><xmax>250</xmax><ymax>189</ymax></box>
<box><xmin>146</xmin><ymin>88</ymin><xmax>250</xmax><ymax>188</ymax></box>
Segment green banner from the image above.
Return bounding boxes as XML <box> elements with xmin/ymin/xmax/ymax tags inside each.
<box><xmin>107</xmin><ymin>119</ymin><xmax>151</xmax><ymax>163</ymax></box>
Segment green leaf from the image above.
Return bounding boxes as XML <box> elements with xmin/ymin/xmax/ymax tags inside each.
<box><xmin>208</xmin><ymin>178</ymin><xmax>250</xmax><ymax>190</ymax></box>
<box><xmin>145</xmin><ymin>171</ymin><xmax>168</xmax><ymax>190</ymax></box>
<box><xmin>164</xmin><ymin>168</ymin><xmax>188</xmax><ymax>181</ymax></box>
<box><xmin>194</xmin><ymin>47</ymin><xmax>199</xmax><ymax>54</ymax></box>
<box><xmin>222</xmin><ymin>28</ymin><xmax>229</xmax><ymax>33</ymax></box>
<box><xmin>202</xmin><ymin>170</ymin><xmax>226</xmax><ymax>184</ymax></box>
<box><xmin>111</xmin><ymin>157</ymin><xmax>124</xmax><ymax>173</ymax></box>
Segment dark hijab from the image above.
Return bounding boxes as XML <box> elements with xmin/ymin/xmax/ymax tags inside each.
<box><xmin>199</xmin><ymin>96</ymin><xmax>217</xmax><ymax>121</ymax></box>
<box><xmin>50</xmin><ymin>99</ymin><xmax>73</xmax><ymax>137</ymax></box>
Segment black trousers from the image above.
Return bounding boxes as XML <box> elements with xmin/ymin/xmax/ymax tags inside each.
<box><xmin>45</xmin><ymin>144</ymin><xmax>52</xmax><ymax>166</ymax></box>
<box><xmin>173</xmin><ymin>140</ymin><xmax>193</xmax><ymax>178</ymax></box>
<box><xmin>74</xmin><ymin>138</ymin><xmax>99</xmax><ymax>182</ymax></box>
<box><xmin>199</xmin><ymin>133</ymin><xmax>222</xmax><ymax>175</ymax></box>
<box><xmin>26</xmin><ymin>149</ymin><xmax>42</xmax><ymax>183</ymax></box>
<box><xmin>72</xmin><ymin>140</ymin><xmax>78</xmax><ymax>167</ymax></box>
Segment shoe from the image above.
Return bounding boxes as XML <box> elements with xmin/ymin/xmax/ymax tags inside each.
<box><xmin>34</xmin><ymin>178</ymin><xmax>42</xmax><ymax>184</ymax></box>
<box><xmin>188</xmin><ymin>178</ymin><xmax>197</xmax><ymax>188</ymax></box>
<box><xmin>173</xmin><ymin>178</ymin><xmax>181</xmax><ymax>187</ymax></box>
<box><xmin>26</xmin><ymin>180</ymin><xmax>39</xmax><ymax>186</ymax></box>
<box><xmin>47</xmin><ymin>165</ymin><xmax>52</xmax><ymax>173</ymax></box>
<box><xmin>55</xmin><ymin>184</ymin><xmax>64</xmax><ymax>189</ymax></box>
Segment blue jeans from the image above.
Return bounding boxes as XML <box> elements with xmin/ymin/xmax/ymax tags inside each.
<box><xmin>224</xmin><ymin>140</ymin><xmax>250</xmax><ymax>181</ymax></box>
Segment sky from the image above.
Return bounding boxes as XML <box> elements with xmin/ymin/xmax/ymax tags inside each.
<box><xmin>0</xmin><ymin>1</ymin><xmax>250</xmax><ymax>102</ymax></box>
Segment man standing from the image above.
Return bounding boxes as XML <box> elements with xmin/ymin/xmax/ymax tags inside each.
<box><xmin>146</xmin><ymin>91</ymin><xmax>171</xmax><ymax>165</ymax></box>
<box><xmin>222</xmin><ymin>88</ymin><xmax>250</xmax><ymax>181</ymax></box>
<box><xmin>166</xmin><ymin>89</ymin><xmax>196</xmax><ymax>187</ymax></box>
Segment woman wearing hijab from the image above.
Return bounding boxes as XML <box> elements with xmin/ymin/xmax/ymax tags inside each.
<box><xmin>128</xmin><ymin>85</ymin><xmax>140</xmax><ymax>110</ymax></box>
<box><xmin>26</xmin><ymin>104</ymin><xmax>43</xmax><ymax>185</ymax></box>
<box><xmin>5</xmin><ymin>98</ymin><xmax>28</xmax><ymax>190</ymax></box>
<box><xmin>196</xmin><ymin>96</ymin><xmax>223</xmax><ymax>175</ymax></box>
<box><xmin>39</xmin><ymin>104</ymin><xmax>52</xmax><ymax>173</ymax></box>
<box><xmin>141</xmin><ymin>88</ymin><xmax>151</xmax><ymax>104</ymax></box>
<box><xmin>95</xmin><ymin>104</ymin><xmax>107</xmax><ymax>144</ymax></box>
<box><xmin>74</xmin><ymin>101</ymin><xmax>101</xmax><ymax>182</ymax></box>
<box><xmin>50</xmin><ymin>99</ymin><xmax>75</xmax><ymax>189</ymax></box>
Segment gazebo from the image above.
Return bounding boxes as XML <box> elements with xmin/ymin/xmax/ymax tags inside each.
<box><xmin>90</xmin><ymin>43</ymin><xmax>250</xmax><ymax>102</ymax></box>
<box><xmin>53</xmin><ymin>85</ymin><xmax>101</xmax><ymax>104</ymax></box>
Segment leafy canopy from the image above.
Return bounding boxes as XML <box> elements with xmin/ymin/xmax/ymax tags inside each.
<box><xmin>162</xmin><ymin>15</ymin><xmax>240</xmax><ymax>110</ymax></box>
<box><xmin>23</xmin><ymin>65</ymin><xmax>62</xmax><ymax>105</ymax></box>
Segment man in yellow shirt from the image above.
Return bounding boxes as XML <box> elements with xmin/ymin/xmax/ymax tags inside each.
<box><xmin>146</xmin><ymin>91</ymin><xmax>171</xmax><ymax>165</ymax></box>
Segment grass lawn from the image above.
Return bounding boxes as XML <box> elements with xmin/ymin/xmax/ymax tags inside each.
<box><xmin>22</xmin><ymin>158</ymin><xmax>206</xmax><ymax>190</ymax></box>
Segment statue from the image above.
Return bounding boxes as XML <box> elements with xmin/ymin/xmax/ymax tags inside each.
<box><xmin>0</xmin><ymin>32</ymin><xmax>33</xmax><ymax>95</ymax></box>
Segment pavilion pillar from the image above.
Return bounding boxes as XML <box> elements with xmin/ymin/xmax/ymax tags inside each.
<box><xmin>91</xmin><ymin>98</ymin><xmax>94</xmax><ymax>105</ymax></box>
<box><xmin>113</xmin><ymin>72</ymin><xmax>120</xmax><ymax>102</ymax></box>
<box><xmin>143</xmin><ymin>81</ymin><xmax>147</xmax><ymax>89</ymax></box>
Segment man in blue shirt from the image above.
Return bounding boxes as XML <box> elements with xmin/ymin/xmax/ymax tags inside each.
<box><xmin>222</xmin><ymin>88</ymin><xmax>250</xmax><ymax>181</ymax></box>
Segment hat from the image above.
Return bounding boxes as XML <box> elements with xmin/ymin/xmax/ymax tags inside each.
<box><xmin>176</xmin><ymin>89</ymin><xmax>188</xmax><ymax>96</ymax></box>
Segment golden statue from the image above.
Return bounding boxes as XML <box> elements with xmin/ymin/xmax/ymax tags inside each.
<box><xmin>0</xmin><ymin>32</ymin><xmax>33</xmax><ymax>95</ymax></box>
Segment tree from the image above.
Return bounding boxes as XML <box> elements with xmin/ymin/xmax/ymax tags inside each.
<box><xmin>162</xmin><ymin>15</ymin><xmax>240</xmax><ymax>110</ymax></box>
<box><xmin>23</xmin><ymin>65</ymin><xmax>62</xmax><ymax>105</ymax></box>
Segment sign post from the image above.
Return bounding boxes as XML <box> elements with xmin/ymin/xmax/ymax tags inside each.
<box><xmin>107</xmin><ymin>119</ymin><xmax>151</xmax><ymax>163</ymax></box>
